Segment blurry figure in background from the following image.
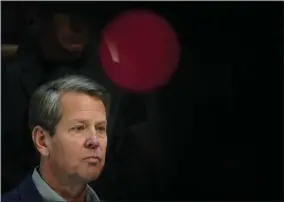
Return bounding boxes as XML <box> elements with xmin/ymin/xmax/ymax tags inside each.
<box><xmin>2</xmin><ymin>3</ymin><xmax>116</xmax><ymax>193</ymax></box>
<box><xmin>2</xmin><ymin>75</ymin><xmax>109</xmax><ymax>202</ymax></box>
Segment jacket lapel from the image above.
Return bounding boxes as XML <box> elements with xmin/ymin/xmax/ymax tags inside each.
<box><xmin>17</xmin><ymin>174</ymin><xmax>43</xmax><ymax>202</ymax></box>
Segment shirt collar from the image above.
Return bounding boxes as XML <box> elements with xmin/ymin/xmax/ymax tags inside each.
<box><xmin>32</xmin><ymin>167</ymin><xmax>100</xmax><ymax>202</ymax></box>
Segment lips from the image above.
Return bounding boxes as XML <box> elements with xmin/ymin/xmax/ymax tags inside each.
<box><xmin>61</xmin><ymin>36</ymin><xmax>86</xmax><ymax>52</ymax></box>
<box><xmin>70</xmin><ymin>44</ymin><xmax>84</xmax><ymax>51</ymax></box>
<box><xmin>84</xmin><ymin>156</ymin><xmax>101</xmax><ymax>164</ymax></box>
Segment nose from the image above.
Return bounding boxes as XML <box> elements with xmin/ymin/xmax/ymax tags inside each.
<box><xmin>70</xmin><ymin>15</ymin><xmax>85</xmax><ymax>33</ymax></box>
<box><xmin>85</xmin><ymin>130</ymin><xmax>100</xmax><ymax>149</ymax></box>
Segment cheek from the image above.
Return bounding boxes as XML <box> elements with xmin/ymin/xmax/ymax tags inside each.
<box><xmin>54</xmin><ymin>20</ymin><xmax>72</xmax><ymax>41</ymax></box>
<box><xmin>68</xmin><ymin>137</ymin><xmax>87</xmax><ymax>154</ymax></box>
<box><xmin>52</xmin><ymin>135</ymin><xmax>84</xmax><ymax>160</ymax></box>
<box><xmin>100</xmin><ymin>138</ymin><xmax>108</xmax><ymax>153</ymax></box>
<box><xmin>55</xmin><ymin>25</ymin><xmax>70</xmax><ymax>41</ymax></box>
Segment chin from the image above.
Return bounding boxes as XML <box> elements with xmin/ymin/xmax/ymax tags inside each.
<box><xmin>70</xmin><ymin>51</ymin><xmax>83</xmax><ymax>58</ymax></box>
<box><xmin>81</xmin><ymin>168</ymin><xmax>103</xmax><ymax>182</ymax></box>
<box><xmin>82</xmin><ymin>174</ymin><xmax>101</xmax><ymax>183</ymax></box>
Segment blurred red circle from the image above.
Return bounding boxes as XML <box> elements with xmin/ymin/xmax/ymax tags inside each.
<box><xmin>100</xmin><ymin>9</ymin><xmax>180</xmax><ymax>92</ymax></box>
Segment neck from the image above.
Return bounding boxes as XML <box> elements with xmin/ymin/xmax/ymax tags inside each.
<box><xmin>39</xmin><ymin>160</ymin><xmax>86</xmax><ymax>201</ymax></box>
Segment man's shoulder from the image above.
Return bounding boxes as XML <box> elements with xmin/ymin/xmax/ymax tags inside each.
<box><xmin>2</xmin><ymin>173</ymin><xmax>42</xmax><ymax>202</ymax></box>
<box><xmin>2</xmin><ymin>188</ymin><xmax>21</xmax><ymax>202</ymax></box>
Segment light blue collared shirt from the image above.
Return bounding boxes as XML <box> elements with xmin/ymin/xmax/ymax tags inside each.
<box><xmin>32</xmin><ymin>167</ymin><xmax>100</xmax><ymax>202</ymax></box>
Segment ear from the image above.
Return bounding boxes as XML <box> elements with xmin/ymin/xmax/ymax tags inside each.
<box><xmin>32</xmin><ymin>126</ymin><xmax>52</xmax><ymax>157</ymax></box>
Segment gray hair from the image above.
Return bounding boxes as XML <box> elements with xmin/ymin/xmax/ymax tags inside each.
<box><xmin>29</xmin><ymin>75</ymin><xmax>111</xmax><ymax>136</ymax></box>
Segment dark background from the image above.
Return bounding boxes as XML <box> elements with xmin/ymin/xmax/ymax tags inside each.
<box><xmin>1</xmin><ymin>1</ymin><xmax>283</xmax><ymax>201</ymax></box>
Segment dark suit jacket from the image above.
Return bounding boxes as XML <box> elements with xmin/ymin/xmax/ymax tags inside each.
<box><xmin>2</xmin><ymin>174</ymin><xmax>43</xmax><ymax>202</ymax></box>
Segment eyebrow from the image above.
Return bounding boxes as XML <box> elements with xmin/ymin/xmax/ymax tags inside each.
<box><xmin>70</xmin><ymin>119</ymin><xmax>107</xmax><ymax>125</ymax></box>
<box><xmin>96</xmin><ymin>121</ymin><xmax>107</xmax><ymax>125</ymax></box>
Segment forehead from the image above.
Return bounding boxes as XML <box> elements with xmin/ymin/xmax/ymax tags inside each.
<box><xmin>59</xmin><ymin>91</ymin><xmax>106</xmax><ymax>122</ymax></box>
<box><xmin>52</xmin><ymin>12</ymin><xmax>86</xmax><ymax>21</ymax></box>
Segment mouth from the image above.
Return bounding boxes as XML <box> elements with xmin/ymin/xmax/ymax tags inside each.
<box><xmin>68</xmin><ymin>43</ymin><xmax>84</xmax><ymax>51</ymax></box>
<box><xmin>84</xmin><ymin>156</ymin><xmax>101</xmax><ymax>164</ymax></box>
<box><xmin>61</xmin><ymin>37</ymin><xmax>86</xmax><ymax>52</ymax></box>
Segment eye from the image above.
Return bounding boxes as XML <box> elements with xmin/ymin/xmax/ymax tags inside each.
<box><xmin>71</xmin><ymin>125</ymin><xmax>85</xmax><ymax>133</ymax></box>
<box><xmin>96</xmin><ymin>126</ymin><xmax>106</xmax><ymax>133</ymax></box>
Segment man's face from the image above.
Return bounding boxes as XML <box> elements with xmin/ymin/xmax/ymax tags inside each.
<box><xmin>52</xmin><ymin>13</ymin><xmax>90</xmax><ymax>56</ymax></box>
<box><xmin>47</xmin><ymin>92</ymin><xmax>107</xmax><ymax>183</ymax></box>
